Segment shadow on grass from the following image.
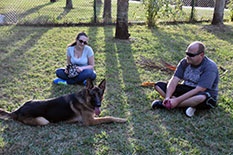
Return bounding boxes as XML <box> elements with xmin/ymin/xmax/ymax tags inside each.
<box><xmin>146</xmin><ymin>26</ymin><xmax>233</xmax><ymax>153</ymax></box>
<box><xmin>19</xmin><ymin>2</ymin><xmax>53</xmax><ymax>19</ymax></box>
<box><xmin>95</xmin><ymin>1</ymin><xmax>103</xmax><ymax>21</ymax></box>
<box><xmin>0</xmin><ymin>118</ymin><xmax>110</xmax><ymax>154</ymax></box>
<box><xmin>85</xmin><ymin>26</ymin><xmax>176</xmax><ymax>153</ymax></box>
<box><xmin>0</xmin><ymin>24</ymin><xmax>232</xmax><ymax>154</ymax></box>
<box><xmin>4</xmin><ymin>2</ymin><xmax>53</xmax><ymax>23</ymax></box>
<box><xmin>0</xmin><ymin>25</ymin><xmax>50</xmax><ymax>107</ymax></box>
<box><xmin>201</xmin><ymin>24</ymin><xmax>233</xmax><ymax>44</ymax></box>
<box><xmin>56</xmin><ymin>8</ymin><xmax>72</xmax><ymax>20</ymax></box>
<box><xmin>0</xmin><ymin>26</ymin><xmax>49</xmax><ymax>79</ymax></box>
<box><xmin>149</xmin><ymin>24</ymin><xmax>207</xmax><ymax>62</ymax></box>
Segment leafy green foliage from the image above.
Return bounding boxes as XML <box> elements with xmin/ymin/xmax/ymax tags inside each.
<box><xmin>159</xmin><ymin>0</ymin><xmax>185</xmax><ymax>22</ymax></box>
<box><xmin>227</xmin><ymin>0</ymin><xmax>233</xmax><ymax>21</ymax></box>
<box><xmin>143</xmin><ymin>0</ymin><xmax>170</xmax><ymax>27</ymax></box>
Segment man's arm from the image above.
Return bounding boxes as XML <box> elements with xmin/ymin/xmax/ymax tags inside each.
<box><xmin>165</xmin><ymin>76</ymin><xmax>180</xmax><ymax>100</ymax></box>
<box><xmin>170</xmin><ymin>86</ymin><xmax>206</xmax><ymax>108</ymax></box>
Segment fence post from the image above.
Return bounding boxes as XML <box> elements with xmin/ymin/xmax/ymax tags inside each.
<box><xmin>94</xmin><ymin>0</ymin><xmax>97</xmax><ymax>23</ymax></box>
<box><xmin>190</xmin><ymin>0</ymin><xmax>195</xmax><ymax>21</ymax></box>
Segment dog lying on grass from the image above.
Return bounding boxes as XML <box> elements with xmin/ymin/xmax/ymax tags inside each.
<box><xmin>0</xmin><ymin>79</ymin><xmax>127</xmax><ymax>126</ymax></box>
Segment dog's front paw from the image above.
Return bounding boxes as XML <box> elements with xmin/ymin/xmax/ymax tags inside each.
<box><xmin>116</xmin><ymin>118</ymin><xmax>127</xmax><ymax>123</ymax></box>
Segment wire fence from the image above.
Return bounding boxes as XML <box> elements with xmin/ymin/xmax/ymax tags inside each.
<box><xmin>182</xmin><ymin>0</ymin><xmax>230</xmax><ymax>7</ymax></box>
<box><xmin>0</xmin><ymin>0</ymin><xmax>146</xmax><ymax>25</ymax></box>
<box><xmin>0</xmin><ymin>0</ymin><xmax>97</xmax><ymax>24</ymax></box>
<box><xmin>0</xmin><ymin>0</ymin><xmax>231</xmax><ymax>25</ymax></box>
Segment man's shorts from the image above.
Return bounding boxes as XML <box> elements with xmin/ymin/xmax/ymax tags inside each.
<box><xmin>155</xmin><ymin>81</ymin><xmax>217</xmax><ymax>109</ymax></box>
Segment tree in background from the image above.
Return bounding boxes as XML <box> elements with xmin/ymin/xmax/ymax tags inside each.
<box><xmin>66</xmin><ymin>0</ymin><xmax>73</xmax><ymax>9</ymax></box>
<box><xmin>212</xmin><ymin>0</ymin><xmax>225</xmax><ymax>25</ymax></box>
<box><xmin>115</xmin><ymin>0</ymin><xmax>130</xmax><ymax>39</ymax></box>
<box><xmin>103</xmin><ymin>0</ymin><xmax>112</xmax><ymax>23</ymax></box>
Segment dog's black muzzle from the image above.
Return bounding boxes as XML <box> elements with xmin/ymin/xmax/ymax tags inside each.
<box><xmin>96</xmin><ymin>101</ymin><xmax>101</xmax><ymax>107</ymax></box>
<box><xmin>92</xmin><ymin>91</ymin><xmax>102</xmax><ymax>107</ymax></box>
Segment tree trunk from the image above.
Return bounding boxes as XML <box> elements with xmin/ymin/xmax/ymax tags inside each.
<box><xmin>66</xmin><ymin>0</ymin><xmax>73</xmax><ymax>9</ymax></box>
<box><xmin>212</xmin><ymin>0</ymin><xmax>225</xmax><ymax>25</ymax></box>
<box><xmin>103</xmin><ymin>0</ymin><xmax>112</xmax><ymax>23</ymax></box>
<box><xmin>50</xmin><ymin>0</ymin><xmax>56</xmax><ymax>2</ymax></box>
<box><xmin>115</xmin><ymin>0</ymin><xmax>130</xmax><ymax>39</ymax></box>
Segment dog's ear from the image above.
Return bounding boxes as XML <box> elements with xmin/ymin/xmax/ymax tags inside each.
<box><xmin>86</xmin><ymin>78</ymin><xmax>94</xmax><ymax>89</ymax></box>
<box><xmin>98</xmin><ymin>79</ymin><xmax>106</xmax><ymax>91</ymax></box>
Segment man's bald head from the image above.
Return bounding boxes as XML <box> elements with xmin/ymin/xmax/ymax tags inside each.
<box><xmin>187</xmin><ymin>41</ymin><xmax>206</xmax><ymax>54</ymax></box>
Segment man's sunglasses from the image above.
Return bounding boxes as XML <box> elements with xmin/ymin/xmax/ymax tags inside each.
<box><xmin>79</xmin><ymin>40</ymin><xmax>88</xmax><ymax>45</ymax></box>
<box><xmin>186</xmin><ymin>51</ymin><xmax>203</xmax><ymax>57</ymax></box>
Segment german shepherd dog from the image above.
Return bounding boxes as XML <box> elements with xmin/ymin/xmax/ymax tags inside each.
<box><xmin>0</xmin><ymin>79</ymin><xmax>127</xmax><ymax>126</ymax></box>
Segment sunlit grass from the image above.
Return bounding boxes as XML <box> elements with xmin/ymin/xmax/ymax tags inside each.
<box><xmin>0</xmin><ymin>22</ymin><xmax>232</xmax><ymax>154</ymax></box>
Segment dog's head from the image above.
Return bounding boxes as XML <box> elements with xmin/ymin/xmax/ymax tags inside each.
<box><xmin>86</xmin><ymin>78</ymin><xmax>106</xmax><ymax>116</ymax></box>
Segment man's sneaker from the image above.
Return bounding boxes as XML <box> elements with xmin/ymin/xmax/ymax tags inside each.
<box><xmin>53</xmin><ymin>78</ymin><xmax>67</xmax><ymax>85</ymax></box>
<box><xmin>151</xmin><ymin>100</ymin><xmax>164</xmax><ymax>109</ymax></box>
<box><xmin>185</xmin><ymin>107</ymin><xmax>196</xmax><ymax>117</ymax></box>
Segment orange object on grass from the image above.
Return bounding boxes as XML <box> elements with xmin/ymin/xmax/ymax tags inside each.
<box><xmin>141</xmin><ymin>82</ymin><xmax>155</xmax><ymax>86</ymax></box>
<box><xmin>167</xmin><ymin>66</ymin><xmax>176</xmax><ymax>71</ymax></box>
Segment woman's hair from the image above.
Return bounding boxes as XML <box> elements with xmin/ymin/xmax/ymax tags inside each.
<box><xmin>67</xmin><ymin>32</ymin><xmax>88</xmax><ymax>47</ymax></box>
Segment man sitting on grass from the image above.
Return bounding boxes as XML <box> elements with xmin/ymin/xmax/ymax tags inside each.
<box><xmin>152</xmin><ymin>41</ymin><xmax>219</xmax><ymax>117</ymax></box>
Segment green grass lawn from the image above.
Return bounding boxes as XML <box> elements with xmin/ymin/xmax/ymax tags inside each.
<box><xmin>0</xmin><ymin>22</ymin><xmax>233</xmax><ymax>154</ymax></box>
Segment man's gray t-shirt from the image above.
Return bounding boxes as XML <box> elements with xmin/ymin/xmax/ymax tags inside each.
<box><xmin>174</xmin><ymin>57</ymin><xmax>219</xmax><ymax>97</ymax></box>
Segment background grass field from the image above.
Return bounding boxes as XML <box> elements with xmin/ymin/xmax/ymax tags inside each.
<box><xmin>0</xmin><ymin>0</ymin><xmax>231</xmax><ymax>24</ymax></box>
<box><xmin>0</xmin><ymin>21</ymin><xmax>232</xmax><ymax>154</ymax></box>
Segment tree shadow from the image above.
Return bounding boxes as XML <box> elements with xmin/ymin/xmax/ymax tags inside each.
<box><xmin>0</xmin><ymin>25</ymin><xmax>49</xmax><ymax>82</ymax></box>
<box><xmin>56</xmin><ymin>8</ymin><xmax>72</xmax><ymax>20</ymax></box>
<box><xmin>96</xmin><ymin>1</ymin><xmax>103</xmax><ymax>16</ymax></box>
<box><xmin>89</xmin><ymin>26</ymin><xmax>175</xmax><ymax>153</ymax></box>
<box><xmin>146</xmin><ymin>25</ymin><xmax>233</xmax><ymax>153</ymax></box>
<box><xmin>0</xmin><ymin>24</ymin><xmax>232</xmax><ymax>154</ymax></box>
<box><xmin>4</xmin><ymin>2</ymin><xmax>54</xmax><ymax>23</ymax></box>
<box><xmin>147</xmin><ymin>23</ymin><xmax>228</xmax><ymax>64</ymax></box>
<box><xmin>201</xmin><ymin>24</ymin><xmax>233</xmax><ymax>44</ymax></box>
<box><xmin>18</xmin><ymin>2</ymin><xmax>53</xmax><ymax>19</ymax></box>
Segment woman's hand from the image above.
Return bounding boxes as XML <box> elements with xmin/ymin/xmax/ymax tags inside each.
<box><xmin>76</xmin><ymin>66</ymin><xmax>83</xmax><ymax>73</ymax></box>
<box><xmin>64</xmin><ymin>68</ymin><xmax>69</xmax><ymax>74</ymax></box>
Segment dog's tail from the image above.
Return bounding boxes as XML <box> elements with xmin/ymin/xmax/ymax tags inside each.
<box><xmin>0</xmin><ymin>108</ymin><xmax>12</xmax><ymax>119</ymax></box>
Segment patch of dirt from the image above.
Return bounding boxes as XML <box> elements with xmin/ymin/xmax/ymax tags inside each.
<box><xmin>201</xmin><ymin>24</ymin><xmax>232</xmax><ymax>33</ymax></box>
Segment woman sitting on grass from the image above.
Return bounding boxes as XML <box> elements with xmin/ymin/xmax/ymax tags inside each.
<box><xmin>53</xmin><ymin>32</ymin><xmax>96</xmax><ymax>85</ymax></box>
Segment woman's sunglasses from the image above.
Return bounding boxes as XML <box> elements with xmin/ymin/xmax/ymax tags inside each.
<box><xmin>79</xmin><ymin>40</ymin><xmax>88</xmax><ymax>45</ymax></box>
<box><xmin>186</xmin><ymin>51</ymin><xmax>203</xmax><ymax>57</ymax></box>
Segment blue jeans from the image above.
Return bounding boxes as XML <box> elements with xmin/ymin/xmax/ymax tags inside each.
<box><xmin>56</xmin><ymin>68</ymin><xmax>96</xmax><ymax>84</ymax></box>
